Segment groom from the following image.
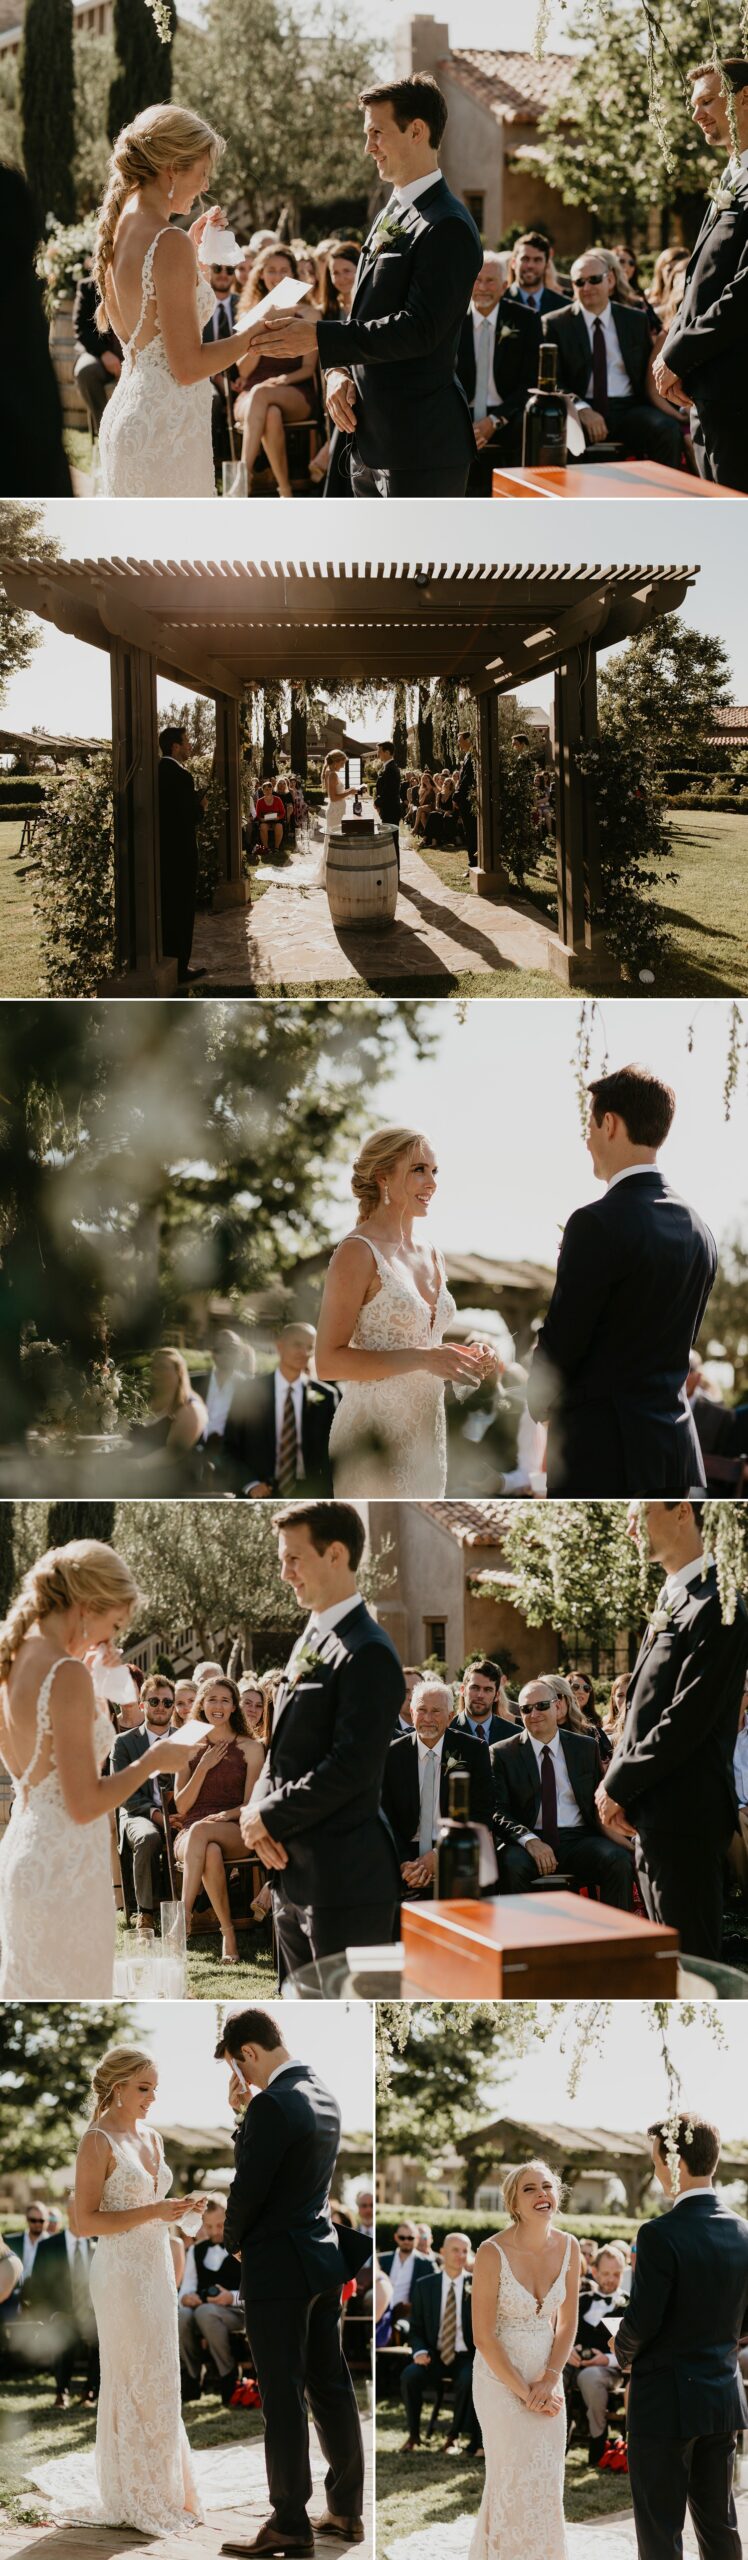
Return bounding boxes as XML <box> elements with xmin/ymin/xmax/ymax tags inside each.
<box><xmin>616</xmin><ymin>2111</ymin><xmax>748</xmax><ymax>2560</ymax></box>
<box><xmin>219</xmin><ymin>2006</ymin><xmax>371</xmax><ymax>2558</ymax></box>
<box><xmin>239</xmin><ymin>1500</ymin><xmax>404</xmax><ymax>1984</ymax></box>
<box><xmin>257</xmin><ymin>75</ymin><xmax>481</xmax><ymax>495</ymax></box>
<box><xmin>527</xmin><ymin>1064</ymin><xmax>717</xmax><ymax>1495</ymax></box>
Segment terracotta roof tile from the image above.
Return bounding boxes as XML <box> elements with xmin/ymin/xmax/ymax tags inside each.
<box><xmin>438</xmin><ymin>47</ymin><xmax>573</xmax><ymax>124</ymax></box>
<box><xmin>418</xmin><ymin>1501</ymin><xmax>512</xmax><ymax>1545</ymax></box>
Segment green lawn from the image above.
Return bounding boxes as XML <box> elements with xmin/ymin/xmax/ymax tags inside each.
<box><xmin>239</xmin><ymin>971</ymin><xmax>568</xmax><ymax>999</ymax></box>
<box><xmin>651</xmin><ymin>810</ymin><xmax>748</xmax><ymax>995</ymax></box>
<box><xmin>0</xmin><ymin>822</ymin><xmax>44</xmax><ymax>995</ymax></box>
<box><xmin>0</xmin><ymin>2369</ymin><xmax>267</xmax><ymax>2526</ymax></box>
<box><xmin>63</xmin><ymin>427</ymin><xmax>93</xmax><ymax>483</ymax></box>
<box><xmin>114</xmin><ymin>1913</ymin><xmax>275</xmax><ymax>2001</ymax></box>
<box><xmin>375</xmin><ymin>2407</ymin><xmax>630</xmax><ymax>2555</ymax></box>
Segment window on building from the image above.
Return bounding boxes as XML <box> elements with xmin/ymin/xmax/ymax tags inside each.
<box><xmin>424</xmin><ymin>1620</ymin><xmax>447</xmax><ymax>1663</ymax></box>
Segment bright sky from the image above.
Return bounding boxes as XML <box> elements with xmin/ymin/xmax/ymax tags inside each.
<box><xmin>4</xmin><ymin>497</ymin><xmax>748</xmax><ymax>735</ymax></box>
<box><xmin>131</xmin><ymin>1998</ymin><xmax>374</xmax><ymax>2135</ymax></box>
<box><xmin>328</xmin><ymin>998</ymin><xmax>748</xmax><ymax>1268</ymax></box>
<box><xmin>477</xmin><ymin>2002</ymin><xmax>748</xmax><ymax>2146</ymax></box>
<box><xmin>178</xmin><ymin>2</ymin><xmax>577</xmax><ymax>54</ymax></box>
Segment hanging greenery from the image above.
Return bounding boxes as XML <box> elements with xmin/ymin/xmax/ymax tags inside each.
<box><xmin>488</xmin><ymin>1499</ymin><xmax>748</xmax><ymax>1641</ymax></box>
<box><xmin>533</xmin><ymin>0</ymin><xmax>742</xmax><ymax>226</ymax></box>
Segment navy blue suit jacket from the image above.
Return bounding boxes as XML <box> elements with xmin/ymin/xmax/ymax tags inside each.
<box><xmin>617</xmin><ymin>2193</ymin><xmax>748</xmax><ymax>2440</ymax></box>
<box><xmin>317</xmin><ymin>175</ymin><xmax>481</xmax><ymax>473</ymax></box>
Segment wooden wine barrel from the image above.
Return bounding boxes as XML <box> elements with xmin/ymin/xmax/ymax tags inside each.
<box><xmin>325</xmin><ymin>824</ymin><xmax>398</xmax><ymax>929</ymax></box>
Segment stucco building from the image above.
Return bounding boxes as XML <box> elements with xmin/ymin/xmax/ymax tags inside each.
<box><xmin>394</xmin><ymin>15</ymin><xmax>586</xmax><ymax>257</ymax></box>
<box><xmin>361</xmin><ymin>1498</ymin><xmax>560</xmax><ymax>1681</ymax></box>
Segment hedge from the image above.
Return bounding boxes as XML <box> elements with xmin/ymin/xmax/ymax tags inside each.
<box><xmin>376</xmin><ymin>2207</ymin><xmax>644</xmax><ymax>2251</ymax></box>
<box><xmin>0</xmin><ymin>775</ymin><xmax>52</xmax><ymax>805</ymax></box>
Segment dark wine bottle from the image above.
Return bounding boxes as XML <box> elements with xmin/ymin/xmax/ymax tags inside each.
<box><xmin>435</xmin><ymin>1768</ymin><xmax>481</xmax><ymax>1900</ymax></box>
<box><xmin>522</xmin><ymin>342</ymin><xmax>568</xmax><ymax>469</ymax></box>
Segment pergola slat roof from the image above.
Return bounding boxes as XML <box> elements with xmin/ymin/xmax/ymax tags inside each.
<box><xmin>0</xmin><ymin>554</ymin><xmax>697</xmax><ymax>704</ymax></box>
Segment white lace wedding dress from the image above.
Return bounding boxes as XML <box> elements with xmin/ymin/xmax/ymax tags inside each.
<box><xmin>328</xmin><ymin>1239</ymin><xmax>457</xmax><ymax>1495</ymax></box>
<box><xmin>469</xmin><ymin>2237</ymin><xmax>570</xmax><ymax>2560</ymax></box>
<box><xmin>0</xmin><ymin>1657</ymin><xmax>116</xmax><ymax>1997</ymax></box>
<box><xmin>314</xmin><ymin>790</ymin><xmax>342</xmax><ymax>887</ymax></box>
<box><xmin>98</xmin><ymin>228</ymin><xmax>215</xmax><ymax>496</ymax></box>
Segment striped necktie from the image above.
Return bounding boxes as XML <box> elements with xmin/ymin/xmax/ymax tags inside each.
<box><xmin>439</xmin><ymin>2279</ymin><xmax>457</xmax><ymax>2365</ymax></box>
<box><xmin>277</xmin><ymin>1385</ymin><xmax>298</xmax><ymax>1494</ymax></box>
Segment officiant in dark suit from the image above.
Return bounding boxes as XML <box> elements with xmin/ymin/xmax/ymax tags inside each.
<box><xmin>374</xmin><ymin>741</ymin><xmax>402</xmax><ymax>867</ymax></box>
<box><xmin>157</xmin><ymin>726</ymin><xmax>203</xmax><ymax>987</ymax></box>
<box><xmin>257</xmin><ymin>75</ymin><xmax>481</xmax><ymax>495</ymax></box>
<box><xmin>542</xmin><ymin>253</ymin><xmax>683</xmax><ymax>462</ymax></box>
<box><xmin>456</xmin><ymin>253</ymin><xmax>541</xmax><ymax>487</ymax></box>
<box><xmin>653</xmin><ymin>59</ymin><xmax>748</xmax><ymax>489</ymax></box>
<box><xmin>597</xmin><ymin>1498</ymin><xmax>748</xmax><ymax>1958</ymax></box>
<box><xmin>617</xmin><ymin>2113</ymin><xmax>748</xmax><ymax>2560</ymax></box>
<box><xmin>239</xmin><ymin>1501</ymin><xmax>404</xmax><ymax>1981</ymax></box>
<box><xmin>220</xmin><ymin>1324</ymin><xmax>337</xmax><ymax>1496</ymax></box>
<box><xmin>453</xmin><ymin>730</ymin><xmax>477</xmax><ymax>864</ymax></box>
<box><xmin>382</xmin><ymin>1677</ymin><xmax>495</xmax><ymax>1899</ymax></box>
<box><xmin>219</xmin><ymin>2009</ymin><xmax>370</xmax><ymax>2557</ymax></box>
<box><xmin>491</xmin><ymin>1682</ymin><xmax>634</xmax><ymax>1906</ymax></box>
<box><xmin>527</xmin><ymin>1065</ymin><xmax>717</xmax><ymax>1495</ymax></box>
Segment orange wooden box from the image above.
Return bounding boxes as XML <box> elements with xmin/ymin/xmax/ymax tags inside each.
<box><xmin>491</xmin><ymin>461</ymin><xmax>742</xmax><ymax>500</ymax></box>
<box><xmin>401</xmin><ymin>1893</ymin><xmax>680</xmax><ymax>2000</ymax></box>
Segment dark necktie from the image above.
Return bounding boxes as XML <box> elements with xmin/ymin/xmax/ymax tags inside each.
<box><xmin>591</xmin><ymin>315</ymin><xmax>608</xmax><ymax>418</ymax></box>
<box><xmin>277</xmin><ymin>1387</ymin><xmax>298</xmax><ymax>1494</ymax></box>
<box><xmin>539</xmin><ymin>1745</ymin><xmax>559</xmax><ymax>1854</ymax></box>
<box><xmin>216</xmin><ymin>303</ymin><xmax>230</xmax><ymax>340</ymax></box>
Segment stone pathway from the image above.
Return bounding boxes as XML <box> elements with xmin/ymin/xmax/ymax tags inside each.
<box><xmin>192</xmin><ymin>826</ymin><xmax>564</xmax><ymax>991</ymax></box>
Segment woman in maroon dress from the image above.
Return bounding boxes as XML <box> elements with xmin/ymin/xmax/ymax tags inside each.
<box><xmin>234</xmin><ymin>243</ymin><xmax>319</xmax><ymax>495</ymax></box>
<box><xmin>173</xmin><ymin>1675</ymin><xmax>264</xmax><ymax>1962</ymax></box>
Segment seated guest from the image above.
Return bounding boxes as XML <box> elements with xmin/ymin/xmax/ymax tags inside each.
<box><xmin>0</xmin><ymin>2202</ymin><xmax>42</xmax><ymax>2328</ymax></box>
<box><xmin>505</xmin><ymin>230</ymin><xmax>567</xmax><ymax>315</ymax></box>
<box><xmin>203</xmin><ymin>1329</ymin><xmax>253</xmax><ymax>1449</ymax></box>
<box><xmin>602</xmin><ymin>1674</ymin><xmax>630</xmax><ymax>1749</ymax></box>
<box><xmin>382</xmin><ymin>1676</ymin><xmax>495</xmax><ymax>1901</ymax></box>
<box><xmin>566</xmin><ymin>1670</ymin><xmax>614</xmax><ymax>1768</ymax></box>
<box><xmin>413</xmin><ymin>769</ymin><xmax>437</xmax><ymax>835</ymax></box>
<box><xmin>73</xmin><ymin>265</ymin><xmax>122</xmax><ymax>436</ymax></box>
<box><xmin>129</xmin><ymin>1348</ymin><xmax>208</xmax><ymax>1472</ymax></box>
<box><xmin>379</xmin><ymin>2220</ymin><xmax>434</xmax><ymax>2333</ymax></box>
<box><xmin>234</xmin><ymin>243</ymin><xmax>319</xmax><ymax>496</ymax></box>
<box><xmin>490</xmin><ymin>1680</ymin><xmax>634</xmax><ymax>1906</ymax></box>
<box><xmin>237</xmin><ymin>1678</ymin><xmax>271</xmax><ymax>1746</ymax></box>
<box><xmin>0</xmin><ymin>2234</ymin><xmax>22</xmax><ymax>2317</ymax></box>
<box><xmin>542</xmin><ymin>250</ymin><xmax>683</xmax><ymax>465</ymax></box>
<box><xmin>397</xmin><ymin>1667</ymin><xmax>423</xmax><ymax>1734</ymax></box>
<box><xmin>254</xmin><ymin>777</ymin><xmax>287</xmax><ymax>854</ymax></box>
<box><xmin>457</xmin><ymin>251</ymin><xmax>541</xmax><ymax>488</ymax></box>
<box><xmin>727</xmin><ymin>1677</ymin><xmax>748</xmax><ymax>1896</ymax></box>
<box><xmin>178</xmin><ymin>2194</ymin><xmax>245</xmax><ymax>2404</ymax></box>
<box><xmin>452</xmin><ymin>1658</ymin><xmax>517</xmax><ymax>1745</ymax></box>
<box><xmin>311</xmin><ymin>242</ymin><xmax>362</xmax><ymax>491</ymax></box>
<box><xmin>609</xmin><ymin>243</ymin><xmax>661</xmax><ymax>339</ymax></box>
<box><xmin>401</xmin><ymin>2233</ymin><xmax>479</xmax><ymax>2456</ymax></box>
<box><xmin>23</xmin><ymin>2192</ymin><xmax>99</xmax><ymax>2408</ymax></box>
<box><xmin>171</xmin><ymin>1679</ymin><xmax>198</xmax><ymax>1727</ymax></box>
<box><xmin>202</xmin><ymin>251</ymin><xmax>241</xmax><ymax>476</ymax></box>
<box><xmin>566</xmin><ymin>2244</ymin><xmax>629</xmax><ymax>2466</ymax></box>
<box><xmin>173</xmin><ymin>1675</ymin><xmax>264</xmax><ymax>1961</ymax></box>
<box><xmin>112</xmin><ymin>1673</ymin><xmax>179</xmax><ymax>1934</ymax></box>
<box><xmin>221</xmin><ymin>1321</ymin><xmax>337</xmax><ymax>1495</ymax></box>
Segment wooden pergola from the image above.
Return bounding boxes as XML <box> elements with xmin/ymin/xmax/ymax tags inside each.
<box><xmin>0</xmin><ymin>552</ymin><xmax>697</xmax><ymax>991</ymax></box>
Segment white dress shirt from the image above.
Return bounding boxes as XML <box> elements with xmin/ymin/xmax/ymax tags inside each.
<box><xmin>21</xmin><ymin>2231</ymin><xmax>40</xmax><ymax>2277</ymax></box>
<box><xmin>205</xmin><ymin>1366</ymin><xmax>242</xmax><ymax>1439</ymax></box>
<box><xmin>274</xmin><ymin>1368</ymin><xmax>305</xmax><ymax>1479</ymax></box>
<box><xmin>64</xmin><ymin>2230</ymin><xmax>90</xmax><ymax>2266</ymax></box>
<box><xmin>469</xmin><ymin>300</ymin><xmax>500</xmax><ymax>420</ymax></box>
<box><xmin>662</xmin><ymin>1554</ymin><xmax>708</xmax><ymax>1607</ymax></box>
<box><xmin>523</xmin><ymin>1727</ymin><xmax>583</xmax><ymax>1841</ymax></box>
<box><xmin>416</xmin><ymin>1731</ymin><xmax>445</xmax><ymax>1848</ymax></box>
<box><xmin>578</xmin><ymin>299</ymin><xmax>633</xmax><ymax>401</ymax></box>
<box><xmin>734</xmin><ymin>1722</ymin><xmax>748</xmax><ymax>1809</ymax></box>
<box><xmin>671</xmin><ymin>2186</ymin><xmax>714</xmax><ymax>2206</ymax></box>
<box><xmin>303</xmin><ymin>1593</ymin><xmax>362</xmax><ymax>1647</ymax></box>
<box><xmin>439</xmin><ymin>2267</ymin><xmax>467</xmax><ymax>2352</ymax></box>
<box><xmin>267</xmin><ymin>2058</ymin><xmax>300</xmax><ymax>2088</ymax></box>
<box><xmin>390</xmin><ymin>2247</ymin><xmax>417</xmax><ymax>2308</ymax></box>
<box><xmin>606</xmin><ymin>1162</ymin><xmax>659</xmax><ymax>1193</ymax></box>
<box><xmin>388</xmin><ymin>170</ymin><xmax>439</xmax><ymax>213</ymax></box>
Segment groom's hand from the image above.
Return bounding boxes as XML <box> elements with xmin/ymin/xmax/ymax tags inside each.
<box><xmin>239</xmin><ymin>1806</ymin><xmax>288</xmax><ymax>1867</ymax></box>
<box><xmin>261</xmin><ymin>311</ymin><xmax>319</xmax><ymax>357</ymax></box>
<box><xmin>326</xmin><ymin>369</ymin><xmax>358</xmax><ymax>433</ymax></box>
<box><xmin>595</xmin><ymin>1783</ymin><xmax>633</xmax><ymax>1832</ymax></box>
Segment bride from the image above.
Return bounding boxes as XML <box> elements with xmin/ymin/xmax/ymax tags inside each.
<box><xmin>315</xmin><ymin>1125</ymin><xmax>499</xmax><ymax>1496</ymax></box>
<box><xmin>470</xmin><ymin>2160</ymin><xmax>580</xmax><ymax>2560</ymax></box>
<box><xmin>93</xmin><ymin>105</ymin><xmax>267</xmax><ymax>497</ymax></box>
<box><xmin>0</xmin><ymin>1541</ymin><xmax>190</xmax><ymax>1998</ymax></box>
<box><xmin>314</xmin><ymin>749</ymin><xmax>357</xmax><ymax>886</ymax></box>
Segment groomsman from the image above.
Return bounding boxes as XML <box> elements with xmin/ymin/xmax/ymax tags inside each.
<box><xmin>654</xmin><ymin>58</ymin><xmax>748</xmax><ymax>489</ymax></box>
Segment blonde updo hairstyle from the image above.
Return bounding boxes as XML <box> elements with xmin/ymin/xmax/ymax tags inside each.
<box><xmin>502</xmin><ymin>2159</ymin><xmax>562</xmax><ymax>2225</ymax></box>
<box><xmin>94</xmin><ymin>104</ymin><xmax>224</xmax><ymax>327</ymax></box>
<box><xmin>0</xmin><ymin>1541</ymin><xmax>140</xmax><ymax>1688</ymax></box>
<box><xmin>351</xmin><ymin>1126</ymin><xmax>426</xmax><ymax>1225</ymax></box>
<box><xmin>89</xmin><ymin>2045</ymin><xmax>154</xmax><ymax>2122</ymax></box>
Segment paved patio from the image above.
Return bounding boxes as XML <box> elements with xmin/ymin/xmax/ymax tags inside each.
<box><xmin>384</xmin><ymin>2480</ymin><xmax>748</xmax><ymax>2559</ymax></box>
<box><xmin>192</xmin><ymin>826</ymin><xmax>565</xmax><ymax>991</ymax></box>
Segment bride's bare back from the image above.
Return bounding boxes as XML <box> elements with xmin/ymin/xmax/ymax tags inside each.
<box><xmin>0</xmin><ymin>1634</ymin><xmax>88</xmax><ymax>1791</ymax></box>
<box><xmin>105</xmin><ymin>200</ymin><xmax>188</xmax><ymax>349</ymax></box>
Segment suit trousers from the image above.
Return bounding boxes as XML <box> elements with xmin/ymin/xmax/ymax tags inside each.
<box><xmin>179</xmin><ymin>2299</ymin><xmax>246</xmax><ymax>2380</ymax></box>
<box><xmin>402</xmin><ymin>2346</ymin><xmax>477</xmax><ymax>2445</ymax></box>
<box><xmin>635</xmin><ymin>1820</ymin><xmax>726</xmax><ymax>1960</ymax></box>
<box><xmin>122</xmin><ymin>1812</ymin><xmax>162</xmax><ymax>1912</ymax></box>
<box><xmin>498</xmin><ymin>1827</ymin><xmax>634</xmax><ymax>1909</ymax></box>
<box><xmin>596</xmin><ymin>397</ymin><xmax>683</xmax><ymax>467</ymax></box>
<box><xmin>627</xmin><ymin>2427</ymin><xmax>741</xmax><ymax>2560</ymax></box>
<box><xmin>273</xmin><ymin>1897</ymin><xmax>398</xmax><ymax>1986</ymax></box>
<box><xmin>350</xmin><ymin>453</ymin><xmax>470</xmax><ymax>498</ymax></box>
<box><xmin>242</xmin><ymin>2288</ymin><xmax>364</xmax><ymax>2529</ymax></box>
<box><xmin>691</xmin><ymin>398</ymin><xmax>748</xmax><ymax>494</ymax></box>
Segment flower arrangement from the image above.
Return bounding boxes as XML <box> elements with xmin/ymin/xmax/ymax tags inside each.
<box><xmin>38</xmin><ymin>214</ymin><xmax>98</xmax><ymax>317</ymax></box>
<box><xmin>77</xmin><ymin>1360</ymin><xmax>123</xmax><ymax>1436</ymax></box>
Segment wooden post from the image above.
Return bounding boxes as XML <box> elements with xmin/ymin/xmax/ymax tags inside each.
<box><xmin>474</xmin><ymin>688</ymin><xmax>511</xmax><ymax>900</ymax></box>
<box><xmin>107</xmin><ymin>638</ymin><xmax>177</xmax><ymax>993</ymax></box>
<box><xmin>554</xmin><ymin>648</ymin><xmax>619</xmax><ymax>981</ymax></box>
<box><xmin>212</xmin><ymin>693</ymin><xmax>250</xmax><ymax>910</ymax></box>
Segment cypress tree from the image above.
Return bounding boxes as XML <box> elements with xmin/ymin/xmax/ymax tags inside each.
<box><xmin>46</xmin><ymin>1502</ymin><xmax>116</xmax><ymax>1547</ymax></box>
<box><xmin>108</xmin><ymin>0</ymin><xmax>175</xmax><ymax>140</ymax></box>
<box><xmin>0</xmin><ymin>1507</ymin><xmax>14</xmax><ymax>1621</ymax></box>
<box><xmin>21</xmin><ymin>0</ymin><xmax>75</xmax><ymax>231</ymax></box>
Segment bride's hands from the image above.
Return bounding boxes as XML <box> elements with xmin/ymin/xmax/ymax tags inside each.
<box><xmin>189</xmin><ymin>205</ymin><xmax>225</xmax><ymax>262</ymax></box>
<box><xmin>143</xmin><ymin>1738</ymin><xmax>196</xmax><ymax>1775</ymax></box>
<box><xmin>422</xmin><ymin>1344</ymin><xmax>493</xmax><ymax>1384</ymax></box>
<box><xmin>525</xmin><ymin>2371</ymin><xmax>564</xmax><ymax>2415</ymax></box>
<box><xmin>159</xmin><ymin>2192</ymin><xmax>206</xmax><ymax>2225</ymax></box>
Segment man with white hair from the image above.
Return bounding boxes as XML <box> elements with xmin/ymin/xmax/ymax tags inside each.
<box><xmin>456</xmin><ymin>251</ymin><xmax>541</xmax><ymax>486</ymax></box>
<box><xmin>542</xmin><ymin>250</ymin><xmax>682</xmax><ymax>464</ymax></box>
<box><xmin>490</xmin><ymin>1680</ymin><xmax>634</xmax><ymax>1905</ymax></box>
<box><xmin>382</xmin><ymin>1676</ymin><xmax>494</xmax><ymax>1899</ymax></box>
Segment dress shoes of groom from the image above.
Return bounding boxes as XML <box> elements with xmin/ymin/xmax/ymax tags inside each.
<box><xmin>220</xmin><ymin>2524</ymin><xmax>314</xmax><ymax>2558</ymax></box>
<box><xmin>316</xmin><ymin>2514</ymin><xmax>365</xmax><ymax>2541</ymax></box>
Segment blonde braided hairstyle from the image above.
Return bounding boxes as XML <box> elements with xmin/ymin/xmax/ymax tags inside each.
<box><xmin>0</xmin><ymin>1542</ymin><xmax>140</xmax><ymax>1688</ymax></box>
<box><xmin>89</xmin><ymin>2046</ymin><xmax>154</xmax><ymax>2122</ymax></box>
<box><xmin>93</xmin><ymin>104</ymin><xmax>224</xmax><ymax>330</ymax></box>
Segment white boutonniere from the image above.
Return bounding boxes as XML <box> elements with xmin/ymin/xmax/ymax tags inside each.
<box><xmin>370</xmin><ymin>215</ymin><xmax>412</xmax><ymax>254</ymax></box>
<box><xmin>710</xmin><ymin>170</ymin><xmax>738</xmax><ymax>212</ymax></box>
<box><xmin>288</xmin><ymin>1644</ymin><xmax>326</xmax><ymax>1688</ymax></box>
<box><xmin>306</xmin><ymin>1386</ymin><xmax>327</xmax><ymax>1405</ymax></box>
<box><xmin>497</xmin><ymin>323</ymin><xmax>520</xmax><ymax>344</ymax></box>
<box><xmin>644</xmin><ymin>1600</ymin><xmax>672</xmax><ymax>1649</ymax></box>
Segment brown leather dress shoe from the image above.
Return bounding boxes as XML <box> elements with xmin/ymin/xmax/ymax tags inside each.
<box><xmin>220</xmin><ymin>2524</ymin><xmax>314</xmax><ymax>2558</ymax></box>
<box><xmin>316</xmin><ymin>2517</ymin><xmax>365</xmax><ymax>2542</ymax></box>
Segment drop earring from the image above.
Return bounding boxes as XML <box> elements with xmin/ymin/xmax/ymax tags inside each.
<box><xmin>167</xmin><ymin>177</ymin><xmax>175</xmax><ymax>202</ymax></box>
<box><xmin>383</xmin><ymin>1182</ymin><xmax>390</xmax><ymax>1207</ymax></box>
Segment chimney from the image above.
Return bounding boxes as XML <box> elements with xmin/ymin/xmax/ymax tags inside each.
<box><xmin>394</xmin><ymin>14</ymin><xmax>451</xmax><ymax>76</ymax></box>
